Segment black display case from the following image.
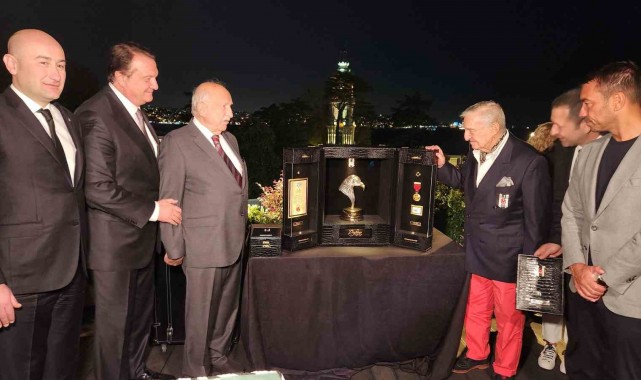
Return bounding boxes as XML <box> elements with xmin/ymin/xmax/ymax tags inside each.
<box><xmin>393</xmin><ymin>148</ymin><xmax>438</xmax><ymax>251</ymax></box>
<box><xmin>282</xmin><ymin>148</ymin><xmax>320</xmax><ymax>251</ymax></box>
<box><xmin>320</xmin><ymin>147</ymin><xmax>396</xmax><ymax>246</ymax></box>
<box><xmin>282</xmin><ymin>146</ymin><xmax>437</xmax><ymax>252</ymax></box>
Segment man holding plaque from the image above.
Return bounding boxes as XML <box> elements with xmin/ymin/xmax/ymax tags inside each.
<box><xmin>427</xmin><ymin>101</ymin><xmax>550</xmax><ymax>380</ymax></box>
<box><xmin>159</xmin><ymin>81</ymin><xmax>247</xmax><ymax>377</ymax></box>
<box><xmin>533</xmin><ymin>88</ymin><xmax>600</xmax><ymax>374</ymax></box>
<box><xmin>562</xmin><ymin>61</ymin><xmax>641</xmax><ymax>380</ymax></box>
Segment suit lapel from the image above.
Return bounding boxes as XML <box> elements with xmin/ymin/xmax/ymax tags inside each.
<box><xmin>104</xmin><ymin>88</ymin><xmax>157</xmax><ymax>166</ymax></box>
<box><xmin>142</xmin><ymin>110</ymin><xmax>160</xmax><ymax>145</ymax></box>
<box><xmin>595</xmin><ymin>135</ymin><xmax>641</xmax><ymax>218</ymax></box>
<box><xmin>52</xmin><ymin>103</ymin><xmax>83</xmax><ymax>188</ymax></box>
<box><xmin>3</xmin><ymin>88</ymin><xmax>72</xmax><ymax>184</ymax></box>
<box><xmin>188</xmin><ymin>123</ymin><xmax>232</xmax><ymax>177</ymax></box>
<box><xmin>222</xmin><ymin>131</ymin><xmax>246</xmax><ymax>188</ymax></box>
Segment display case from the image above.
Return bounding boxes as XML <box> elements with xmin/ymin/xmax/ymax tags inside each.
<box><xmin>320</xmin><ymin>147</ymin><xmax>396</xmax><ymax>246</ymax></box>
<box><xmin>282</xmin><ymin>148</ymin><xmax>320</xmax><ymax>251</ymax></box>
<box><xmin>393</xmin><ymin>148</ymin><xmax>437</xmax><ymax>251</ymax></box>
<box><xmin>282</xmin><ymin>147</ymin><xmax>437</xmax><ymax>252</ymax></box>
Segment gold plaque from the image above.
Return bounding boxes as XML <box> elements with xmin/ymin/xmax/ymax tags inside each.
<box><xmin>410</xmin><ymin>205</ymin><xmax>423</xmax><ymax>216</ymax></box>
<box><xmin>288</xmin><ymin>178</ymin><xmax>308</xmax><ymax>218</ymax></box>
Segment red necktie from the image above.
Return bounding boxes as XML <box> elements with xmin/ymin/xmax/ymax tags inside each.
<box><xmin>212</xmin><ymin>135</ymin><xmax>243</xmax><ymax>187</ymax></box>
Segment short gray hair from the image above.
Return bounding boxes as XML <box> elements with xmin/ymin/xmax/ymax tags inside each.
<box><xmin>460</xmin><ymin>100</ymin><xmax>506</xmax><ymax>130</ymax></box>
<box><xmin>191</xmin><ymin>79</ymin><xmax>227</xmax><ymax>114</ymax></box>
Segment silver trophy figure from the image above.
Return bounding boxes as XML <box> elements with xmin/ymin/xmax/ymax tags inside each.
<box><xmin>339</xmin><ymin>174</ymin><xmax>366</xmax><ymax>221</ymax></box>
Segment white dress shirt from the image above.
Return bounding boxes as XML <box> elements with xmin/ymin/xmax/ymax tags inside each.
<box><xmin>472</xmin><ymin>131</ymin><xmax>510</xmax><ymax>187</ymax></box>
<box><xmin>11</xmin><ymin>85</ymin><xmax>76</xmax><ymax>185</ymax></box>
<box><xmin>193</xmin><ymin>117</ymin><xmax>244</xmax><ymax>175</ymax></box>
<box><xmin>108</xmin><ymin>83</ymin><xmax>160</xmax><ymax>221</ymax></box>
<box><xmin>108</xmin><ymin>83</ymin><xmax>158</xmax><ymax>156</ymax></box>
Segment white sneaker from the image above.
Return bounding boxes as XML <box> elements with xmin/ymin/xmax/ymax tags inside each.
<box><xmin>560</xmin><ymin>359</ymin><xmax>566</xmax><ymax>374</ymax></box>
<box><xmin>538</xmin><ymin>344</ymin><xmax>557</xmax><ymax>370</ymax></box>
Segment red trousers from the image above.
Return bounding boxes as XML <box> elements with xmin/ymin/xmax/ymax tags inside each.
<box><xmin>464</xmin><ymin>274</ymin><xmax>525</xmax><ymax>377</ymax></box>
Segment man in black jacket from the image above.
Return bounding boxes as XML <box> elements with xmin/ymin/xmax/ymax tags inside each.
<box><xmin>534</xmin><ymin>88</ymin><xmax>599</xmax><ymax>374</ymax></box>
<box><xmin>0</xmin><ymin>29</ymin><xmax>87</xmax><ymax>380</ymax></box>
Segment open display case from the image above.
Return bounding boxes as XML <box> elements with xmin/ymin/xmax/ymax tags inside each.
<box><xmin>283</xmin><ymin>147</ymin><xmax>436</xmax><ymax>252</ymax></box>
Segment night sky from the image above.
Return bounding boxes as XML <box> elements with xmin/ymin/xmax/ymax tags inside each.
<box><xmin>2</xmin><ymin>0</ymin><xmax>640</xmax><ymax>126</ymax></box>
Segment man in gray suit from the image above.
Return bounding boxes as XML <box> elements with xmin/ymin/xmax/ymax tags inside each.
<box><xmin>159</xmin><ymin>81</ymin><xmax>247</xmax><ymax>377</ymax></box>
<box><xmin>562</xmin><ymin>61</ymin><xmax>641</xmax><ymax>379</ymax></box>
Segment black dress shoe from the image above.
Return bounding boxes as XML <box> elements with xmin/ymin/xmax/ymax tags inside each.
<box><xmin>452</xmin><ymin>354</ymin><xmax>490</xmax><ymax>373</ymax></box>
<box><xmin>133</xmin><ymin>369</ymin><xmax>176</xmax><ymax>380</ymax></box>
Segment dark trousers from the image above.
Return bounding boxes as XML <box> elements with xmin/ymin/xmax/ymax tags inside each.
<box><xmin>566</xmin><ymin>290</ymin><xmax>641</xmax><ymax>380</ymax></box>
<box><xmin>92</xmin><ymin>260</ymin><xmax>154</xmax><ymax>380</ymax></box>
<box><xmin>0</xmin><ymin>266</ymin><xmax>86</xmax><ymax>380</ymax></box>
<box><xmin>182</xmin><ymin>258</ymin><xmax>242</xmax><ymax>377</ymax></box>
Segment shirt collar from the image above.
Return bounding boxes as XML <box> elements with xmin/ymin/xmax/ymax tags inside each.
<box><xmin>10</xmin><ymin>84</ymin><xmax>51</xmax><ymax>113</ymax></box>
<box><xmin>109</xmin><ymin>83</ymin><xmax>139</xmax><ymax>115</ymax></box>
<box><xmin>473</xmin><ymin>131</ymin><xmax>510</xmax><ymax>163</ymax></box>
<box><xmin>193</xmin><ymin>117</ymin><xmax>216</xmax><ymax>140</ymax></box>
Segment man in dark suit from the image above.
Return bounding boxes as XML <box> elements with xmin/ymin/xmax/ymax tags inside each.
<box><xmin>159</xmin><ymin>81</ymin><xmax>247</xmax><ymax>377</ymax></box>
<box><xmin>427</xmin><ymin>101</ymin><xmax>550</xmax><ymax>380</ymax></box>
<box><xmin>0</xmin><ymin>29</ymin><xmax>87</xmax><ymax>380</ymax></box>
<box><xmin>533</xmin><ymin>89</ymin><xmax>599</xmax><ymax>374</ymax></box>
<box><xmin>75</xmin><ymin>42</ymin><xmax>181</xmax><ymax>380</ymax></box>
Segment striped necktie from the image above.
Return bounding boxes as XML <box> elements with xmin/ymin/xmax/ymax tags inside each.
<box><xmin>212</xmin><ymin>134</ymin><xmax>242</xmax><ymax>187</ymax></box>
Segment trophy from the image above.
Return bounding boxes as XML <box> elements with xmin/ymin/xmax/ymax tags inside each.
<box><xmin>339</xmin><ymin>174</ymin><xmax>366</xmax><ymax>221</ymax></box>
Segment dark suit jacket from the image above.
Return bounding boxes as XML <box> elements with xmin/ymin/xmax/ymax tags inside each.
<box><xmin>438</xmin><ymin>135</ymin><xmax>551</xmax><ymax>283</ymax></box>
<box><xmin>159</xmin><ymin>122</ymin><xmax>248</xmax><ymax>268</ymax></box>
<box><xmin>75</xmin><ymin>86</ymin><xmax>160</xmax><ymax>271</ymax></box>
<box><xmin>0</xmin><ymin>87</ymin><xmax>87</xmax><ymax>294</ymax></box>
<box><xmin>547</xmin><ymin>142</ymin><xmax>575</xmax><ymax>245</ymax></box>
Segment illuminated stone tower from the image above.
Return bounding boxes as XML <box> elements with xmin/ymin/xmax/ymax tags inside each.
<box><xmin>327</xmin><ymin>52</ymin><xmax>356</xmax><ymax>145</ymax></box>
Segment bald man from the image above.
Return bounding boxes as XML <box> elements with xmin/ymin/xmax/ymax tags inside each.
<box><xmin>0</xmin><ymin>29</ymin><xmax>87</xmax><ymax>379</ymax></box>
<box><xmin>159</xmin><ymin>81</ymin><xmax>247</xmax><ymax>377</ymax></box>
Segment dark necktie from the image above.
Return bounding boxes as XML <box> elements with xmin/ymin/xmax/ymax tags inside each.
<box><xmin>135</xmin><ymin>109</ymin><xmax>155</xmax><ymax>150</ymax></box>
<box><xmin>212</xmin><ymin>135</ymin><xmax>243</xmax><ymax>187</ymax></box>
<box><xmin>38</xmin><ymin>108</ymin><xmax>71</xmax><ymax>176</ymax></box>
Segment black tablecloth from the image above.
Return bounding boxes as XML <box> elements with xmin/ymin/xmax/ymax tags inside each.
<box><xmin>240</xmin><ymin>229</ymin><xmax>468</xmax><ymax>379</ymax></box>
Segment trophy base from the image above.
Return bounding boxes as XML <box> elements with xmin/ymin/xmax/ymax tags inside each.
<box><xmin>340</xmin><ymin>207</ymin><xmax>363</xmax><ymax>222</ymax></box>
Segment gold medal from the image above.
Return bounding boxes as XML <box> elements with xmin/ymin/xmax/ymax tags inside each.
<box><xmin>413</xmin><ymin>182</ymin><xmax>422</xmax><ymax>202</ymax></box>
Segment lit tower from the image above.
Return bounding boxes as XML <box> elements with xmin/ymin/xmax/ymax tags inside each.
<box><xmin>327</xmin><ymin>51</ymin><xmax>356</xmax><ymax>145</ymax></box>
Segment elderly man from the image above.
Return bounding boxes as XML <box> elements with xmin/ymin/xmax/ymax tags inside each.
<box><xmin>159</xmin><ymin>81</ymin><xmax>247</xmax><ymax>377</ymax></box>
<box><xmin>562</xmin><ymin>61</ymin><xmax>641</xmax><ymax>380</ymax></box>
<box><xmin>427</xmin><ymin>101</ymin><xmax>550</xmax><ymax>380</ymax></box>
<box><xmin>76</xmin><ymin>43</ymin><xmax>181</xmax><ymax>380</ymax></box>
<box><xmin>0</xmin><ymin>29</ymin><xmax>87</xmax><ymax>379</ymax></box>
<box><xmin>533</xmin><ymin>88</ymin><xmax>600</xmax><ymax>373</ymax></box>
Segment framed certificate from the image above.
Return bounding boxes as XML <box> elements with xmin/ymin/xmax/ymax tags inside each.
<box><xmin>288</xmin><ymin>178</ymin><xmax>308</xmax><ymax>218</ymax></box>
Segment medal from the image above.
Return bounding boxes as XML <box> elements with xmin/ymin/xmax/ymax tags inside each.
<box><xmin>413</xmin><ymin>182</ymin><xmax>422</xmax><ymax>201</ymax></box>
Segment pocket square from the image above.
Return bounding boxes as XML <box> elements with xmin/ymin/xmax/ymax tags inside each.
<box><xmin>496</xmin><ymin>176</ymin><xmax>514</xmax><ymax>187</ymax></box>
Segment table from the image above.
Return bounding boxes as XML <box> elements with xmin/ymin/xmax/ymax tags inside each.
<box><xmin>240</xmin><ymin>230</ymin><xmax>468</xmax><ymax>379</ymax></box>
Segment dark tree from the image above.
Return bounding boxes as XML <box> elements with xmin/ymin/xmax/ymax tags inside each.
<box><xmin>390</xmin><ymin>91</ymin><xmax>437</xmax><ymax>128</ymax></box>
<box><xmin>229</xmin><ymin>117</ymin><xmax>281</xmax><ymax>199</ymax></box>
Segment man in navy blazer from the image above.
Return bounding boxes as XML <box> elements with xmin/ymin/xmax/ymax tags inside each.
<box><xmin>427</xmin><ymin>101</ymin><xmax>550</xmax><ymax>380</ymax></box>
